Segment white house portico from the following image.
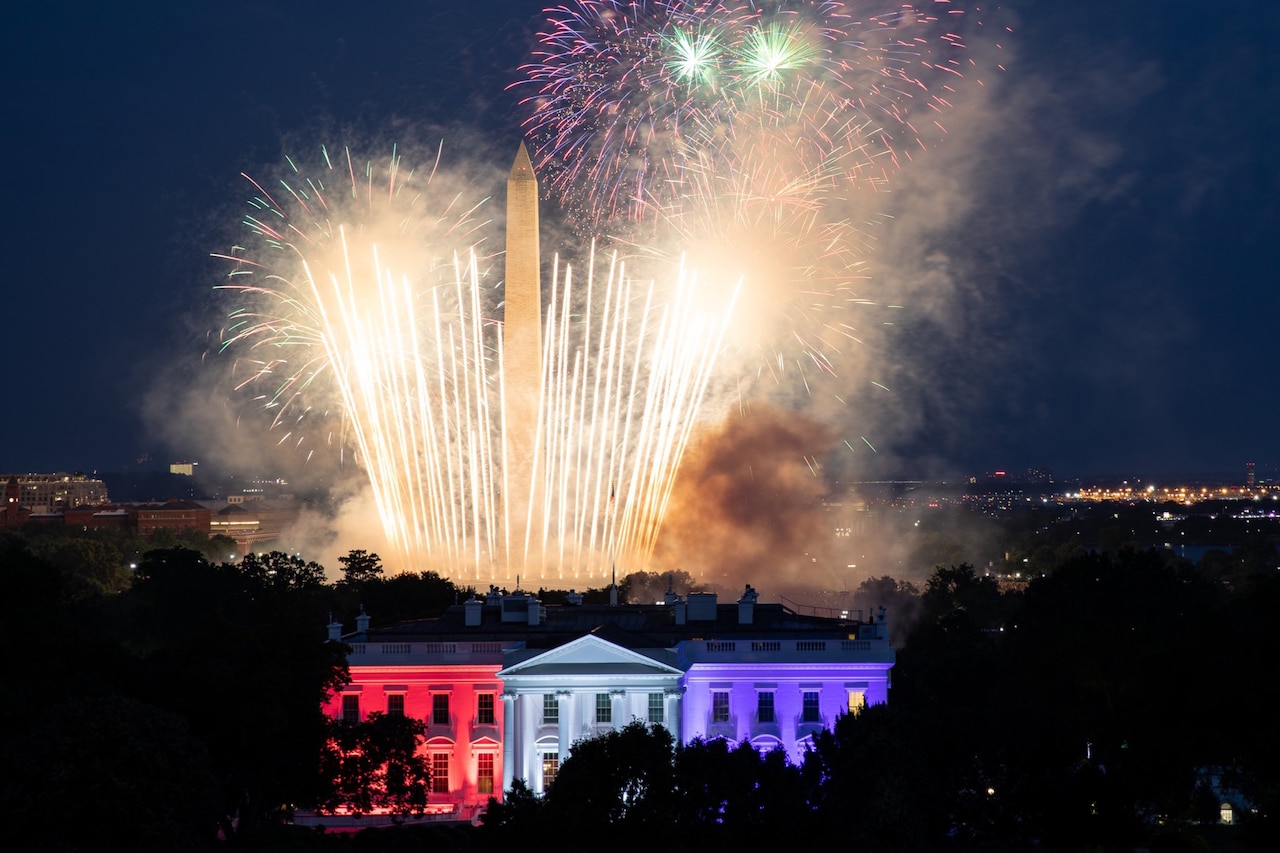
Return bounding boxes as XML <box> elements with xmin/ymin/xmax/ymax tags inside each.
<box><xmin>496</xmin><ymin>631</ymin><xmax>684</xmax><ymax>793</ymax></box>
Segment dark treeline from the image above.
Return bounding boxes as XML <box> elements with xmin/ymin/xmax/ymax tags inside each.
<box><xmin>1</xmin><ymin>524</ymin><xmax>1276</xmax><ymax>851</ymax></box>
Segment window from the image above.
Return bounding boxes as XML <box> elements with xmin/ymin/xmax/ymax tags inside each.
<box><xmin>648</xmin><ymin>693</ymin><xmax>664</xmax><ymax>724</ymax></box>
<box><xmin>802</xmin><ymin>691</ymin><xmax>820</xmax><ymax>723</ymax></box>
<box><xmin>387</xmin><ymin>694</ymin><xmax>405</xmax><ymax>716</ymax></box>
<box><xmin>595</xmin><ymin>693</ymin><xmax>612</xmax><ymax>724</ymax></box>
<box><xmin>757</xmin><ymin>691</ymin><xmax>775</xmax><ymax>724</ymax></box>
<box><xmin>711</xmin><ymin>691</ymin><xmax>730</xmax><ymax>723</ymax></box>
<box><xmin>430</xmin><ymin>753</ymin><xmax>450</xmax><ymax>793</ymax></box>
<box><xmin>477</xmin><ymin>753</ymin><xmax>495</xmax><ymax>795</ymax></box>
<box><xmin>432</xmin><ymin>693</ymin><xmax>450</xmax><ymax>726</ymax></box>
<box><xmin>543</xmin><ymin>693</ymin><xmax>559</xmax><ymax>724</ymax></box>
<box><xmin>478</xmin><ymin>693</ymin><xmax>496</xmax><ymax>725</ymax></box>
<box><xmin>848</xmin><ymin>690</ymin><xmax>865</xmax><ymax>715</ymax></box>
<box><xmin>542</xmin><ymin>752</ymin><xmax>560</xmax><ymax>789</ymax></box>
<box><xmin>341</xmin><ymin>694</ymin><xmax>359</xmax><ymax>723</ymax></box>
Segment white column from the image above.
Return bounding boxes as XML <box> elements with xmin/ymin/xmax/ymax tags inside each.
<box><xmin>501</xmin><ymin>692</ymin><xmax>516</xmax><ymax>794</ymax></box>
<box><xmin>664</xmin><ymin>688</ymin><xmax>683</xmax><ymax>744</ymax></box>
<box><xmin>610</xmin><ymin>690</ymin><xmax>625</xmax><ymax>731</ymax></box>
<box><xmin>556</xmin><ymin>691</ymin><xmax>572</xmax><ymax>762</ymax></box>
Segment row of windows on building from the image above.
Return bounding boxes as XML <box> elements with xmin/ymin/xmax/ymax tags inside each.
<box><xmin>341</xmin><ymin>689</ymin><xmax>865</xmax><ymax>728</ymax></box>
<box><xmin>710</xmin><ymin>689</ymin><xmax>863</xmax><ymax>724</ymax></box>
<box><xmin>340</xmin><ymin>693</ymin><xmax>496</xmax><ymax>726</ymax></box>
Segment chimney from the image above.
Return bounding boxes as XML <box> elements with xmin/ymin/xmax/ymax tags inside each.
<box><xmin>355</xmin><ymin>605</ymin><xmax>370</xmax><ymax>634</ymax></box>
<box><xmin>464</xmin><ymin>595</ymin><xmax>483</xmax><ymax>627</ymax></box>
<box><xmin>566</xmin><ymin>589</ymin><xmax>583</xmax><ymax>606</ymax></box>
<box><xmin>663</xmin><ymin>573</ymin><xmax>679</xmax><ymax>605</ymax></box>
<box><xmin>326</xmin><ymin>613</ymin><xmax>343</xmax><ymax>642</ymax></box>
<box><xmin>687</xmin><ymin>592</ymin><xmax>717</xmax><ymax>621</ymax></box>
<box><xmin>737</xmin><ymin>584</ymin><xmax>758</xmax><ymax>625</ymax></box>
<box><xmin>674</xmin><ymin>598</ymin><xmax>687</xmax><ymax>625</ymax></box>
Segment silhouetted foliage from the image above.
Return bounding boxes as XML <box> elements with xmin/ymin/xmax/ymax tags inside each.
<box><xmin>337</xmin><ymin>548</ymin><xmax>384</xmax><ymax>586</ymax></box>
<box><xmin>1</xmin><ymin>695</ymin><xmax>221</xmax><ymax>851</ymax></box>
<box><xmin>317</xmin><ymin>713</ymin><xmax>430</xmax><ymax>817</ymax></box>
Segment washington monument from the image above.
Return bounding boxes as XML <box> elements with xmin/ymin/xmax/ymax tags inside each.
<box><xmin>504</xmin><ymin>144</ymin><xmax>542</xmax><ymax>570</ymax></box>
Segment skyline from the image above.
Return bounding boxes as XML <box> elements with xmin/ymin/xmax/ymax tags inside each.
<box><xmin>3</xmin><ymin>1</ymin><xmax>1277</xmax><ymax>482</ymax></box>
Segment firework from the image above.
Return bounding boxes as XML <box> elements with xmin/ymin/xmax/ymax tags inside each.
<box><xmin>518</xmin><ymin>0</ymin><xmax>980</xmax><ymax>227</ymax></box>
<box><xmin>215</xmin><ymin>146</ymin><xmax>736</xmax><ymax>583</ymax></box>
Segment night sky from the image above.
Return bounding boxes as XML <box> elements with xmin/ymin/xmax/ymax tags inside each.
<box><xmin>3</xmin><ymin>0</ymin><xmax>1276</xmax><ymax>481</ymax></box>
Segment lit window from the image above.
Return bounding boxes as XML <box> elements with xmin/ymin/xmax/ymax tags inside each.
<box><xmin>478</xmin><ymin>693</ymin><xmax>496</xmax><ymax>725</ymax></box>
<box><xmin>648</xmin><ymin>693</ymin><xmax>664</xmax><ymax>724</ymax></box>
<box><xmin>341</xmin><ymin>694</ymin><xmax>359</xmax><ymax>723</ymax></box>
<box><xmin>387</xmin><ymin>694</ymin><xmax>405</xmax><ymax>716</ymax></box>
<box><xmin>477</xmin><ymin>753</ymin><xmax>495</xmax><ymax>795</ymax></box>
<box><xmin>848</xmin><ymin>690</ymin><xmax>865</xmax><ymax>714</ymax></box>
<box><xmin>542</xmin><ymin>752</ymin><xmax>559</xmax><ymax>788</ymax></box>
<box><xmin>595</xmin><ymin>693</ymin><xmax>612</xmax><ymax>724</ymax></box>
<box><xmin>712</xmin><ymin>691</ymin><xmax>730</xmax><ymax>723</ymax></box>
<box><xmin>431</xmin><ymin>753</ymin><xmax>450</xmax><ymax>793</ymax></box>
<box><xmin>432</xmin><ymin>693</ymin><xmax>450</xmax><ymax>726</ymax></box>
<box><xmin>802</xmin><ymin>691</ymin><xmax>820</xmax><ymax>723</ymax></box>
<box><xmin>543</xmin><ymin>693</ymin><xmax>558</xmax><ymax>724</ymax></box>
<box><xmin>757</xmin><ymin>691</ymin><xmax>775</xmax><ymax>724</ymax></box>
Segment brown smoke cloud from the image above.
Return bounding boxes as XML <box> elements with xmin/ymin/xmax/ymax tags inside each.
<box><xmin>652</xmin><ymin>406</ymin><xmax>839</xmax><ymax>593</ymax></box>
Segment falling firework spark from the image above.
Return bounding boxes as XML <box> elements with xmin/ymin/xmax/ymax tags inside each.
<box><xmin>214</xmin><ymin>146</ymin><xmax>736</xmax><ymax>583</ymax></box>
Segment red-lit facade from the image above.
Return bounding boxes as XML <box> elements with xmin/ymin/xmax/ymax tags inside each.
<box><xmin>320</xmin><ymin>640</ymin><xmax>507</xmax><ymax>822</ymax></box>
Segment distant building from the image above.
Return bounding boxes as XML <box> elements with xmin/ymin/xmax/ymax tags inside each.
<box><xmin>60</xmin><ymin>498</ymin><xmax>211</xmax><ymax>535</ymax></box>
<box><xmin>0</xmin><ymin>472</ymin><xmax>108</xmax><ymax>514</ymax></box>
<box><xmin>204</xmin><ymin>499</ymin><xmax>304</xmax><ymax>554</ymax></box>
<box><xmin>1</xmin><ymin>476</ymin><xmax>32</xmax><ymax>527</ymax></box>
<box><xmin>314</xmin><ymin>585</ymin><xmax>894</xmax><ymax>825</ymax></box>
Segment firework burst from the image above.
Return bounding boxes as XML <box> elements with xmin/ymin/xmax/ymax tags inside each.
<box><xmin>518</xmin><ymin>0</ymin><xmax>981</xmax><ymax>227</ymax></box>
<box><xmin>214</xmin><ymin>146</ymin><xmax>737</xmax><ymax>582</ymax></box>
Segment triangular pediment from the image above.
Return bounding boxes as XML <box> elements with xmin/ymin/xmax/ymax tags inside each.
<box><xmin>498</xmin><ymin>634</ymin><xmax>682</xmax><ymax>678</ymax></box>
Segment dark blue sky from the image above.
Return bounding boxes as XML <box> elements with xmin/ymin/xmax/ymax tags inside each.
<box><xmin>2</xmin><ymin>1</ymin><xmax>1276</xmax><ymax>481</ymax></box>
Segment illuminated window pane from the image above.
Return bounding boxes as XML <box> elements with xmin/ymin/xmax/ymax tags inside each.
<box><xmin>757</xmin><ymin>691</ymin><xmax>775</xmax><ymax>723</ymax></box>
<box><xmin>341</xmin><ymin>694</ymin><xmax>359</xmax><ymax>723</ymax></box>
<box><xmin>542</xmin><ymin>752</ymin><xmax>559</xmax><ymax>788</ymax></box>
<box><xmin>431</xmin><ymin>753</ymin><xmax>450</xmax><ymax>793</ymax></box>
<box><xmin>848</xmin><ymin>690</ymin><xmax>865</xmax><ymax>714</ymax></box>
<box><xmin>595</xmin><ymin>693</ymin><xmax>612</xmax><ymax>723</ymax></box>
<box><xmin>802</xmin><ymin>691</ymin><xmax>820</xmax><ymax>723</ymax></box>
<box><xmin>432</xmin><ymin>693</ymin><xmax>450</xmax><ymax>726</ymax></box>
<box><xmin>712</xmin><ymin>691</ymin><xmax>730</xmax><ymax>723</ymax></box>
<box><xmin>477</xmin><ymin>753</ymin><xmax>495</xmax><ymax>794</ymax></box>
<box><xmin>387</xmin><ymin>694</ymin><xmax>404</xmax><ymax>716</ymax></box>
<box><xmin>543</xmin><ymin>693</ymin><xmax>558</xmax><ymax>724</ymax></box>
<box><xmin>648</xmin><ymin>693</ymin><xmax>664</xmax><ymax>724</ymax></box>
<box><xmin>478</xmin><ymin>693</ymin><xmax>495</xmax><ymax>725</ymax></box>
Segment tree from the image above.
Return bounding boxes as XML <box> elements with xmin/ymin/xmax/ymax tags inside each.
<box><xmin>47</xmin><ymin>537</ymin><xmax>130</xmax><ymax>596</ymax></box>
<box><xmin>317</xmin><ymin>713</ymin><xmax>430</xmax><ymax>817</ymax></box>
<box><xmin>117</xmin><ymin>547</ymin><xmax>348</xmax><ymax>840</ymax></box>
<box><xmin>2</xmin><ymin>695</ymin><xmax>221</xmax><ymax>851</ymax></box>
<box><xmin>546</xmin><ymin>721</ymin><xmax>677</xmax><ymax>833</ymax></box>
<box><xmin>672</xmin><ymin>737</ymin><xmax>808</xmax><ymax>846</ymax></box>
<box><xmin>852</xmin><ymin>575</ymin><xmax>921</xmax><ymax>645</ymax></box>
<box><xmin>620</xmin><ymin>569</ymin><xmax>702</xmax><ymax>605</ymax></box>
<box><xmin>337</xmin><ymin>549</ymin><xmax>384</xmax><ymax>586</ymax></box>
<box><xmin>238</xmin><ymin>550</ymin><xmax>328</xmax><ymax>591</ymax></box>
